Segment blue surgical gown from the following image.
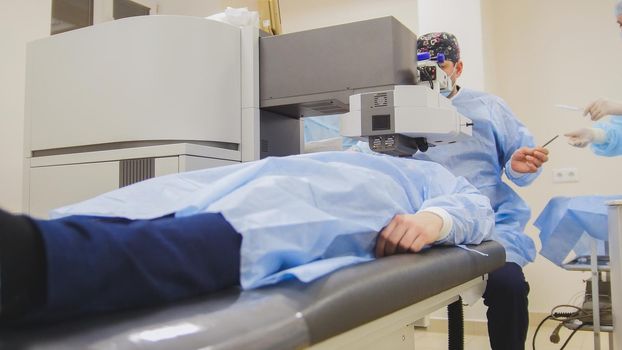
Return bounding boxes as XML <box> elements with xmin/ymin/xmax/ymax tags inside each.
<box><xmin>51</xmin><ymin>152</ymin><xmax>494</xmax><ymax>289</ymax></box>
<box><xmin>413</xmin><ymin>88</ymin><xmax>540</xmax><ymax>267</ymax></box>
<box><xmin>592</xmin><ymin>116</ymin><xmax>622</xmax><ymax>157</ymax></box>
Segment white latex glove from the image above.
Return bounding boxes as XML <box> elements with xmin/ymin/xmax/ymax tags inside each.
<box><xmin>583</xmin><ymin>99</ymin><xmax>622</xmax><ymax>121</ymax></box>
<box><xmin>564</xmin><ymin>128</ymin><xmax>607</xmax><ymax>147</ymax></box>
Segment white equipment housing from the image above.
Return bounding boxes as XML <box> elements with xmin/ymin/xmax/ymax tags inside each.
<box><xmin>341</xmin><ymin>85</ymin><xmax>472</xmax><ymax>156</ymax></box>
<box><xmin>24</xmin><ymin>16</ymin><xmax>273</xmax><ymax>218</ymax></box>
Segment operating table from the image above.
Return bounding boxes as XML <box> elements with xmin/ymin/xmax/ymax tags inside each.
<box><xmin>0</xmin><ymin>241</ymin><xmax>504</xmax><ymax>349</ymax></box>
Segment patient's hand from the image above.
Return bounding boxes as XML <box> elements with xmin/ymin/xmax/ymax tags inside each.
<box><xmin>375</xmin><ymin>212</ymin><xmax>443</xmax><ymax>258</ymax></box>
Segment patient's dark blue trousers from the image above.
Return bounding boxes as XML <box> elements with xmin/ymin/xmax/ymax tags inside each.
<box><xmin>33</xmin><ymin>213</ymin><xmax>242</xmax><ymax>320</ymax></box>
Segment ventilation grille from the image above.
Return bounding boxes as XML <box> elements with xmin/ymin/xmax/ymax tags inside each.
<box><xmin>119</xmin><ymin>158</ymin><xmax>155</xmax><ymax>187</ymax></box>
<box><xmin>373</xmin><ymin>93</ymin><xmax>389</xmax><ymax>107</ymax></box>
<box><xmin>300</xmin><ymin>101</ymin><xmax>349</xmax><ymax>114</ymax></box>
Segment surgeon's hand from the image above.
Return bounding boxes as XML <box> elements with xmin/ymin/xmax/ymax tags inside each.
<box><xmin>584</xmin><ymin>99</ymin><xmax>622</xmax><ymax>121</ymax></box>
<box><xmin>375</xmin><ymin>212</ymin><xmax>443</xmax><ymax>258</ymax></box>
<box><xmin>510</xmin><ymin>147</ymin><xmax>549</xmax><ymax>173</ymax></box>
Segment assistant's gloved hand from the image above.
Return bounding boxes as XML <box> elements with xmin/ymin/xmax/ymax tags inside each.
<box><xmin>564</xmin><ymin>128</ymin><xmax>607</xmax><ymax>148</ymax></box>
<box><xmin>375</xmin><ymin>211</ymin><xmax>445</xmax><ymax>258</ymax></box>
<box><xmin>584</xmin><ymin>99</ymin><xmax>622</xmax><ymax>121</ymax></box>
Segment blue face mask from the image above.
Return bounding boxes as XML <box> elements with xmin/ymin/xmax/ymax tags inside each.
<box><xmin>441</xmin><ymin>89</ymin><xmax>452</xmax><ymax>97</ymax></box>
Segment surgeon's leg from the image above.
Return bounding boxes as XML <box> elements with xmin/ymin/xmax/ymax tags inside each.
<box><xmin>482</xmin><ymin>262</ymin><xmax>530</xmax><ymax>350</ymax></box>
<box><xmin>0</xmin><ymin>209</ymin><xmax>242</xmax><ymax>323</ymax></box>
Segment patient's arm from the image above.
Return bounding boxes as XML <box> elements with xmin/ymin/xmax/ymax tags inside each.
<box><xmin>375</xmin><ymin>212</ymin><xmax>443</xmax><ymax>257</ymax></box>
<box><xmin>417</xmin><ymin>164</ymin><xmax>495</xmax><ymax>247</ymax></box>
<box><xmin>382</xmin><ymin>159</ymin><xmax>495</xmax><ymax>253</ymax></box>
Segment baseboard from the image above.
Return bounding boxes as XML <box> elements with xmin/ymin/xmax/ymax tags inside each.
<box><xmin>422</xmin><ymin>312</ymin><xmax>551</xmax><ymax>336</ymax></box>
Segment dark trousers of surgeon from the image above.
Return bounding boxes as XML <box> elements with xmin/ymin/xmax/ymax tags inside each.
<box><xmin>0</xmin><ymin>211</ymin><xmax>242</xmax><ymax>323</ymax></box>
<box><xmin>482</xmin><ymin>262</ymin><xmax>530</xmax><ymax>350</ymax></box>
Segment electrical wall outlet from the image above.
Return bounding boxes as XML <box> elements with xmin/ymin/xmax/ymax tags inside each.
<box><xmin>552</xmin><ymin>167</ymin><xmax>579</xmax><ymax>183</ymax></box>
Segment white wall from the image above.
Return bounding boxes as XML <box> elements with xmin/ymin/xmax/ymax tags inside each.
<box><xmin>159</xmin><ymin>0</ymin><xmax>419</xmax><ymax>34</ymax></box>
<box><xmin>0</xmin><ymin>0</ymin><xmax>51</xmax><ymax>212</ymax></box>
<box><xmin>276</xmin><ymin>0</ymin><xmax>418</xmax><ymax>35</ymax></box>
<box><xmin>482</xmin><ymin>0</ymin><xmax>622</xmax><ymax>317</ymax></box>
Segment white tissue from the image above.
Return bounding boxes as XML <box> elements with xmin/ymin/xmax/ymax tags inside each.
<box><xmin>206</xmin><ymin>7</ymin><xmax>259</xmax><ymax>28</ymax></box>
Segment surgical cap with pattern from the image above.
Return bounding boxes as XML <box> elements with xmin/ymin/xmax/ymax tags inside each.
<box><xmin>416</xmin><ymin>32</ymin><xmax>461</xmax><ymax>63</ymax></box>
<box><xmin>617</xmin><ymin>0</ymin><xmax>622</xmax><ymax>16</ymax></box>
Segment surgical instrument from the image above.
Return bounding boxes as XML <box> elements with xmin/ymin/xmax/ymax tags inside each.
<box><xmin>541</xmin><ymin>135</ymin><xmax>559</xmax><ymax>148</ymax></box>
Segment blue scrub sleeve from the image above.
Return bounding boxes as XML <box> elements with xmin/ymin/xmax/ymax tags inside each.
<box><xmin>592</xmin><ymin>116</ymin><xmax>622</xmax><ymax>157</ymax></box>
<box><xmin>489</xmin><ymin>97</ymin><xmax>540</xmax><ymax>186</ymax></box>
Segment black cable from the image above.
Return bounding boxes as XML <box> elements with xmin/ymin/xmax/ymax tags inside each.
<box><xmin>559</xmin><ymin>324</ymin><xmax>584</xmax><ymax>350</ymax></box>
<box><xmin>531</xmin><ymin>315</ymin><xmax>552</xmax><ymax>350</ymax></box>
<box><xmin>549</xmin><ymin>323</ymin><xmax>563</xmax><ymax>343</ymax></box>
<box><xmin>532</xmin><ymin>306</ymin><xmax>585</xmax><ymax>350</ymax></box>
<box><xmin>552</xmin><ymin>311</ymin><xmax>578</xmax><ymax>319</ymax></box>
<box><xmin>544</xmin><ymin>303</ymin><xmax>609</xmax><ymax>350</ymax></box>
<box><xmin>550</xmin><ymin>305</ymin><xmax>589</xmax><ymax>322</ymax></box>
<box><xmin>418</xmin><ymin>67</ymin><xmax>434</xmax><ymax>89</ymax></box>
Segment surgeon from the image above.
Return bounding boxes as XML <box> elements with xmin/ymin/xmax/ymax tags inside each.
<box><xmin>414</xmin><ymin>32</ymin><xmax>549</xmax><ymax>350</ymax></box>
<box><xmin>0</xmin><ymin>151</ymin><xmax>494</xmax><ymax>323</ymax></box>
<box><xmin>564</xmin><ymin>1</ymin><xmax>622</xmax><ymax>157</ymax></box>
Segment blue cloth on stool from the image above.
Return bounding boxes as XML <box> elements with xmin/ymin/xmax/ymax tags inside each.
<box><xmin>535</xmin><ymin>195</ymin><xmax>622</xmax><ymax>265</ymax></box>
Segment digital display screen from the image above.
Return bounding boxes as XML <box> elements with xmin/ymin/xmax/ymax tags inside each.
<box><xmin>372</xmin><ymin>114</ymin><xmax>391</xmax><ymax>131</ymax></box>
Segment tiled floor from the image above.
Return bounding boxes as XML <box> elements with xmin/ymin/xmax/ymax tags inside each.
<box><xmin>414</xmin><ymin>323</ymin><xmax>613</xmax><ymax>350</ymax></box>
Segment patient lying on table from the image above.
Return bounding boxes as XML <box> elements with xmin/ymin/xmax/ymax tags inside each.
<box><xmin>0</xmin><ymin>151</ymin><xmax>494</xmax><ymax>323</ymax></box>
